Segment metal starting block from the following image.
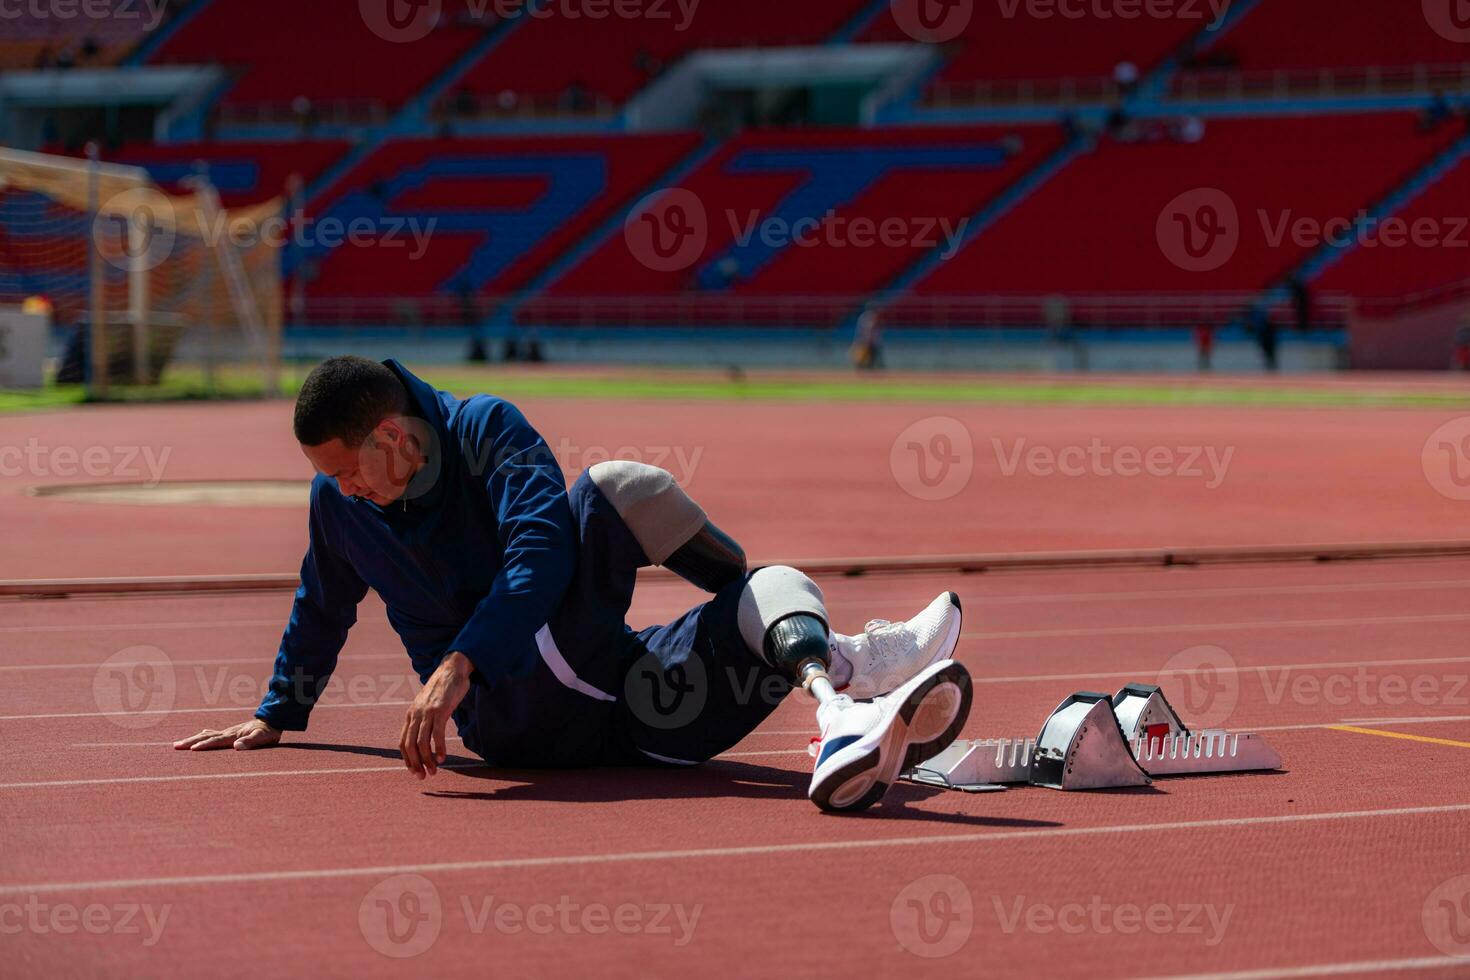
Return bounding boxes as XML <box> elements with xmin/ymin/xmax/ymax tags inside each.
<box><xmin>902</xmin><ymin>683</ymin><xmax>1282</xmax><ymax>793</ymax></box>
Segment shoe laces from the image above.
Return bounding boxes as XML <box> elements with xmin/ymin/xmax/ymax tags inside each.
<box><xmin>862</xmin><ymin>618</ymin><xmax>910</xmax><ymax>663</ymax></box>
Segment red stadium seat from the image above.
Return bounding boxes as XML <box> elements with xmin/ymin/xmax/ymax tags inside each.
<box><xmin>541</xmin><ymin>124</ymin><xmax>1060</xmax><ymax>325</ymax></box>
<box><xmin>1315</xmin><ymin>154</ymin><xmax>1470</xmax><ymax>301</ymax></box>
<box><xmin>860</xmin><ymin>2</ymin><xmax>1206</xmax><ymax>103</ymax></box>
<box><xmin>302</xmin><ymin>132</ymin><xmax>702</xmax><ymax>301</ymax></box>
<box><xmin>908</xmin><ymin>113</ymin><xmax>1461</xmax><ymax>307</ymax></box>
<box><xmin>147</xmin><ymin>0</ymin><xmax>489</xmax><ymax>110</ymax></box>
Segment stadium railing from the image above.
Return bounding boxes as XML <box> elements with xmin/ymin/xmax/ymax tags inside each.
<box><xmin>1171</xmin><ymin>63</ymin><xmax>1470</xmax><ymax>101</ymax></box>
<box><xmin>923</xmin><ymin>63</ymin><xmax>1470</xmax><ymax>107</ymax></box>
<box><xmin>296</xmin><ymin>293</ymin><xmax>1353</xmax><ymax>330</ymax></box>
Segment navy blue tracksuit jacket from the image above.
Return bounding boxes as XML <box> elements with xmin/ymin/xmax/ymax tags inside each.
<box><xmin>255</xmin><ymin>360</ymin><xmax>575</xmax><ymax>732</ymax></box>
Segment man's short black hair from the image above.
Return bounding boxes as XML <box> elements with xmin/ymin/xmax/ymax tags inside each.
<box><xmin>293</xmin><ymin>356</ymin><xmax>409</xmax><ymax>447</ymax></box>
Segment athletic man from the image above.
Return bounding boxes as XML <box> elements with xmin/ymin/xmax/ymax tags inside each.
<box><xmin>173</xmin><ymin>357</ymin><xmax>972</xmax><ymax>812</ymax></box>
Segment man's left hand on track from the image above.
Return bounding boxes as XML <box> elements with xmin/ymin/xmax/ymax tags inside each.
<box><xmin>401</xmin><ymin>651</ymin><xmax>473</xmax><ymax>779</ymax></box>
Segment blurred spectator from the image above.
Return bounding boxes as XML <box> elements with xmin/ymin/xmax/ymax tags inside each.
<box><xmin>1113</xmin><ymin>60</ymin><xmax>1140</xmax><ymax>97</ymax></box>
<box><xmin>291</xmin><ymin>95</ymin><xmax>315</xmax><ymax>132</ymax></box>
<box><xmin>634</xmin><ymin>49</ymin><xmax>664</xmax><ymax>79</ymax></box>
<box><xmin>1290</xmin><ymin>277</ymin><xmax>1311</xmax><ymax>332</ymax></box>
<box><xmin>1252</xmin><ymin>308</ymin><xmax>1279</xmax><ymax>372</ymax></box>
<box><xmin>1105</xmin><ymin>105</ymin><xmax>1135</xmax><ymax>140</ymax></box>
<box><xmin>1175</xmin><ymin>116</ymin><xmax>1206</xmax><ymax>143</ymax></box>
<box><xmin>522</xmin><ymin>326</ymin><xmax>545</xmax><ymax>363</ymax></box>
<box><xmin>453</xmin><ymin>86</ymin><xmax>477</xmax><ymax>118</ymax></box>
<box><xmin>1195</xmin><ymin>322</ymin><xmax>1214</xmax><ymax>371</ymax></box>
<box><xmin>850</xmin><ymin>305</ymin><xmax>884</xmax><ymax>371</ymax></box>
<box><xmin>1421</xmin><ymin>91</ymin><xmax>1452</xmax><ymax>132</ymax></box>
<box><xmin>706</xmin><ymin>256</ymin><xmax>741</xmax><ymax>289</ymax></box>
<box><xmin>1043</xmin><ymin>294</ymin><xmax>1071</xmax><ymax>338</ymax></box>
<box><xmin>561</xmin><ymin>80</ymin><xmax>591</xmax><ymax>113</ymax></box>
<box><xmin>1455</xmin><ymin>321</ymin><xmax>1470</xmax><ymax>372</ymax></box>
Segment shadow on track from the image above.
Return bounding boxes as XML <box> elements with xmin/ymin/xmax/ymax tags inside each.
<box><xmin>275</xmin><ymin>741</ymin><xmax>1059</xmax><ymax>826</ymax></box>
<box><xmin>419</xmin><ymin>759</ymin><xmax>1060</xmax><ymax>828</ymax></box>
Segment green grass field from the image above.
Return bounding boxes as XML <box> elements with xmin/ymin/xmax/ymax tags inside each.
<box><xmin>2</xmin><ymin>364</ymin><xmax>1467</xmax><ymax>413</ymax></box>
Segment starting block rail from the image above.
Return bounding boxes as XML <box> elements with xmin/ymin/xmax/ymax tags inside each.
<box><xmin>902</xmin><ymin>683</ymin><xmax>1282</xmax><ymax>793</ymax></box>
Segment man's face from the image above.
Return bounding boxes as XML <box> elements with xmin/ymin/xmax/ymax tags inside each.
<box><xmin>302</xmin><ymin>418</ymin><xmax>423</xmax><ymax>505</ymax></box>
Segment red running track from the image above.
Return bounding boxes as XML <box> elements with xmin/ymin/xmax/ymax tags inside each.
<box><xmin>5</xmin><ymin>558</ymin><xmax>1470</xmax><ymax>978</ymax></box>
<box><xmin>2</xmin><ymin>377</ymin><xmax>1468</xmax><ymax>579</ymax></box>
<box><xmin>4</xmin><ymin>381</ymin><xmax>1470</xmax><ymax>977</ymax></box>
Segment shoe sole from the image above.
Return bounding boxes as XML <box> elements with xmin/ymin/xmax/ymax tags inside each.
<box><xmin>810</xmin><ymin>661</ymin><xmax>973</xmax><ymax>814</ymax></box>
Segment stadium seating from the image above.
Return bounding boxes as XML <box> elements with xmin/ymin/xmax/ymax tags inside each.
<box><xmin>859</xmin><ymin>2</ymin><xmax>1207</xmax><ymax>103</ymax></box>
<box><xmin>85</xmin><ymin>141</ymin><xmax>352</xmax><ymax>208</ymax></box>
<box><xmin>1187</xmin><ymin>1</ymin><xmax>1470</xmax><ymax>75</ymax></box>
<box><xmin>146</xmin><ymin>0</ymin><xmax>491</xmax><ymax>112</ymax></box>
<box><xmin>1174</xmin><ymin>1</ymin><xmax>1470</xmax><ymax>98</ymax></box>
<box><xmin>448</xmin><ymin>0</ymin><xmax>869</xmax><ymax>111</ymax></box>
<box><xmin>904</xmin><ymin>113</ymin><xmax>1462</xmax><ymax>318</ymax></box>
<box><xmin>300</xmin><ymin>132</ymin><xmax>702</xmax><ymax>307</ymax></box>
<box><xmin>531</xmin><ymin>125</ymin><xmax>1060</xmax><ymax>324</ymax></box>
<box><xmin>1314</xmin><ymin>152</ymin><xmax>1470</xmax><ymax>301</ymax></box>
<box><xmin>0</xmin><ymin>0</ymin><xmax>155</xmax><ymax>70</ymax></box>
<box><xmin>8</xmin><ymin>0</ymin><xmax>1467</xmax><ymax>333</ymax></box>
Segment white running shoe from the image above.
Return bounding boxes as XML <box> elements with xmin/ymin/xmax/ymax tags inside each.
<box><xmin>807</xmin><ymin>659</ymin><xmax>972</xmax><ymax>813</ymax></box>
<box><xmin>831</xmin><ymin>592</ymin><xmax>964</xmax><ymax>699</ymax></box>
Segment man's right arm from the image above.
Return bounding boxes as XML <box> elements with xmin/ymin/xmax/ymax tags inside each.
<box><xmin>175</xmin><ymin>482</ymin><xmax>367</xmax><ymax>751</ymax></box>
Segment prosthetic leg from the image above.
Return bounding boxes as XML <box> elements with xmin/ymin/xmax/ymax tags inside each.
<box><xmin>588</xmin><ymin>461</ymin><xmax>747</xmax><ymax>592</ymax></box>
<box><xmin>738</xmin><ymin>567</ymin><xmax>974</xmax><ymax>814</ymax></box>
<box><xmin>589</xmin><ymin>462</ymin><xmax>972</xmax><ymax>811</ymax></box>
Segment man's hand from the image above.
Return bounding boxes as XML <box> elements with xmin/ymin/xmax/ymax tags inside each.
<box><xmin>174</xmin><ymin>719</ymin><xmax>281</xmax><ymax>751</ymax></box>
<box><xmin>401</xmin><ymin>651</ymin><xmax>473</xmax><ymax>779</ymax></box>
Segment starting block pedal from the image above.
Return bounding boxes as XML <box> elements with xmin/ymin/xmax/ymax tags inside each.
<box><xmin>902</xmin><ymin>683</ymin><xmax>1281</xmax><ymax>793</ymax></box>
<box><xmin>1113</xmin><ymin>683</ymin><xmax>1281</xmax><ymax>777</ymax></box>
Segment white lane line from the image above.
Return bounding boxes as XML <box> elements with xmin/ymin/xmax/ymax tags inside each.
<box><xmin>7</xmin><ymin>576</ymin><xmax>1469</xmax><ymax>636</ymax></box>
<box><xmin>9</xmin><ymin>650</ymin><xmax>1469</xmax><ymax>722</ymax></box>
<box><xmin>0</xmin><ymin>762</ymin><xmax>486</xmax><ymax>790</ymax></box>
<box><xmin>972</xmin><ymin>578</ymin><xmax>1470</xmax><ymax>606</ymax></box>
<box><xmin>753</xmin><ymin>713</ymin><xmax>1470</xmax><ymax>738</ymax></box>
<box><xmin>972</xmin><ymin>655</ymin><xmax>1470</xmax><ymax>685</ymax></box>
<box><xmin>971</xmin><ymin>612</ymin><xmax>1470</xmax><ymax>640</ymax></box>
<box><xmin>1136</xmin><ymin>954</ymin><xmax>1470</xmax><ymax>980</ymax></box>
<box><xmin>0</xmin><ymin>619</ymin><xmax>285</xmax><ymax>635</ymax></box>
<box><xmin>10</xmin><ymin>653</ymin><xmax>1469</xmax><ymax>721</ymax></box>
<box><xmin>0</xmin><ymin>653</ymin><xmax>406</xmax><ymax>672</ymax></box>
<box><xmin>1261</xmin><ymin>714</ymin><xmax>1470</xmax><ymax>732</ymax></box>
<box><xmin>0</xmin><ymin>701</ymin><xmax>411</xmax><ymax>722</ymax></box>
<box><xmin>70</xmin><ymin>736</ymin><xmax>465</xmax><ymax>748</ymax></box>
<box><xmin>8</xmin><ymin>641</ymin><xmax>1469</xmax><ymax>685</ymax></box>
<box><xmin>1340</xmin><ymin>714</ymin><xmax>1470</xmax><ymax>726</ymax></box>
<box><xmin>17</xmin><ymin>747</ymin><xmax>796</xmax><ymax>784</ymax></box>
<box><xmin>63</xmin><ymin>713</ymin><xmax>1470</xmax><ymax>750</ymax></box>
<box><xmin>2</xmin><ymin>802</ymin><xmax>1468</xmax><ymax>897</ymax></box>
